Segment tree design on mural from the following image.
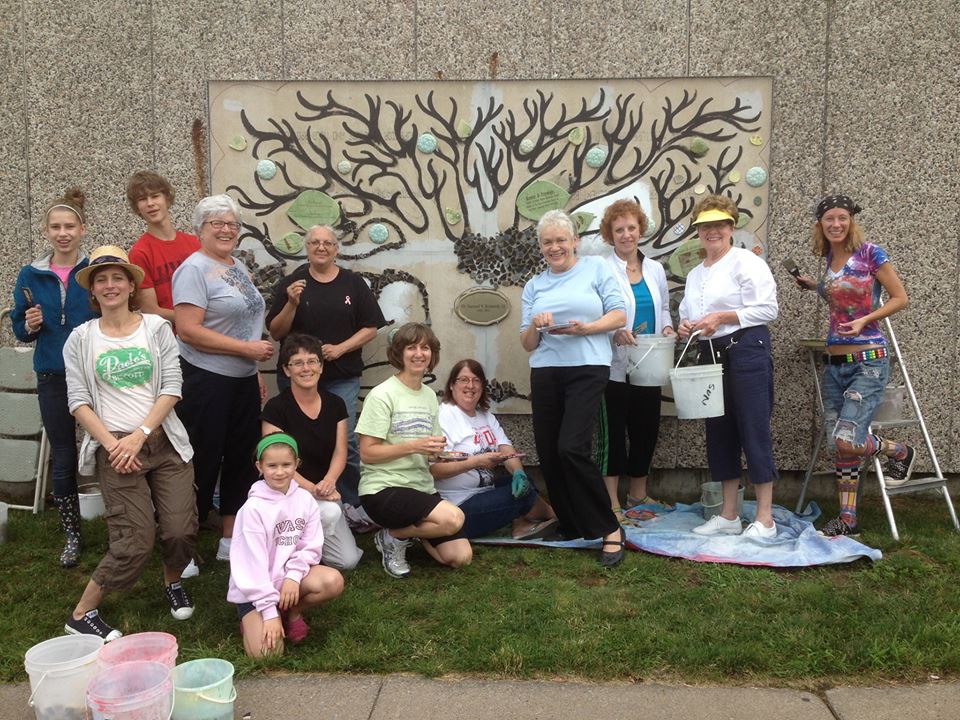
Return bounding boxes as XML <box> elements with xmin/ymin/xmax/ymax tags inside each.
<box><xmin>216</xmin><ymin>80</ymin><xmax>768</xmax><ymax>406</ymax></box>
<box><xmin>228</xmin><ymin>87</ymin><xmax>762</xmax><ymax>289</ymax></box>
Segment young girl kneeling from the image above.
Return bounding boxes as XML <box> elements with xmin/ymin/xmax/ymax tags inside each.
<box><xmin>228</xmin><ymin>433</ymin><xmax>344</xmax><ymax>657</ymax></box>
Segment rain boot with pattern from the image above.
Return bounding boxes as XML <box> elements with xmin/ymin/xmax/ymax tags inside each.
<box><xmin>55</xmin><ymin>494</ymin><xmax>83</xmax><ymax>568</ymax></box>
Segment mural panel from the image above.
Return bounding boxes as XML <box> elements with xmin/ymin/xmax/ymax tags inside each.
<box><xmin>209</xmin><ymin>78</ymin><xmax>773</xmax><ymax>410</ymax></box>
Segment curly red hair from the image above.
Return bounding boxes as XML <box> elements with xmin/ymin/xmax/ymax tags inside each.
<box><xmin>599</xmin><ymin>199</ymin><xmax>648</xmax><ymax>245</ymax></box>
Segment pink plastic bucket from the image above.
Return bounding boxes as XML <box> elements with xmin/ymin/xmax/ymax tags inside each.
<box><xmin>86</xmin><ymin>660</ymin><xmax>172</xmax><ymax>720</ymax></box>
<box><xmin>97</xmin><ymin>632</ymin><xmax>178</xmax><ymax>670</ymax></box>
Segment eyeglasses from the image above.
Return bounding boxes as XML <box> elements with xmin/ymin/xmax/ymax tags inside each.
<box><xmin>287</xmin><ymin>358</ymin><xmax>321</xmax><ymax>369</ymax></box>
<box><xmin>306</xmin><ymin>240</ymin><xmax>337</xmax><ymax>249</ymax></box>
<box><xmin>204</xmin><ymin>220</ymin><xmax>241</xmax><ymax>232</ymax></box>
<box><xmin>454</xmin><ymin>377</ymin><xmax>482</xmax><ymax>386</ymax></box>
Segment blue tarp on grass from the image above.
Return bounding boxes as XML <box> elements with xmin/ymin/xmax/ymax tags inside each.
<box><xmin>474</xmin><ymin>501</ymin><xmax>883</xmax><ymax>567</ymax></box>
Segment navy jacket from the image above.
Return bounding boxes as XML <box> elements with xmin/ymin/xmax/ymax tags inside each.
<box><xmin>12</xmin><ymin>254</ymin><xmax>95</xmax><ymax>374</ymax></box>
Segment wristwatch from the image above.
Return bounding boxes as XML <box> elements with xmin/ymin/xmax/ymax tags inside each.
<box><xmin>138</xmin><ymin>424</ymin><xmax>152</xmax><ymax>437</ymax></box>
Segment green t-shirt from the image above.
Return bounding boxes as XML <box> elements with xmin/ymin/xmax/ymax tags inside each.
<box><xmin>356</xmin><ymin>375</ymin><xmax>441</xmax><ymax>496</ymax></box>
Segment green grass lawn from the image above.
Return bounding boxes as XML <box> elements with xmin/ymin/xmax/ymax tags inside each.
<box><xmin>3</xmin><ymin>496</ymin><xmax>959</xmax><ymax>688</ymax></box>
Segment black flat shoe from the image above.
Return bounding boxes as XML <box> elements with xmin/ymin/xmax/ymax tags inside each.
<box><xmin>599</xmin><ymin>527</ymin><xmax>626</xmax><ymax>567</ymax></box>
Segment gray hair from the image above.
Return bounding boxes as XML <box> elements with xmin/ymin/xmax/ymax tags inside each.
<box><xmin>192</xmin><ymin>194</ymin><xmax>242</xmax><ymax>234</ymax></box>
<box><xmin>536</xmin><ymin>209</ymin><xmax>577</xmax><ymax>242</ymax></box>
<box><xmin>306</xmin><ymin>224</ymin><xmax>338</xmax><ymax>243</ymax></box>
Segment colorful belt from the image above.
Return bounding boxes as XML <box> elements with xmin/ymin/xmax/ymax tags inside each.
<box><xmin>823</xmin><ymin>347</ymin><xmax>888</xmax><ymax>365</ymax></box>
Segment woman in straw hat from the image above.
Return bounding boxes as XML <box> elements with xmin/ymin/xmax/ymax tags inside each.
<box><xmin>62</xmin><ymin>246</ymin><xmax>197</xmax><ymax>641</ymax></box>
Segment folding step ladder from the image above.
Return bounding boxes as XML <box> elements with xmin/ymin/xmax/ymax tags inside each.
<box><xmin>795</xmin><ymin>315</ymin><xmax>959</xmax><ymax>540</ymax></box>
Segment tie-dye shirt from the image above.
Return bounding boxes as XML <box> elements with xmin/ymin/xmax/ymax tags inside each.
<box><xmin>817</xmin><ymin>243</ymin><xmax>889</xmax><ymax>346</ymax></box>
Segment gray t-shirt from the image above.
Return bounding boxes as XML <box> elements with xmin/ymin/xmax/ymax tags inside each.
<box><xmin>172</xmin><ymin>251</ymin><xmax>265</xmax><ymax>377</ymax></box>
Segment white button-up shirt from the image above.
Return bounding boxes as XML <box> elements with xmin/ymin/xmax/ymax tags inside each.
<box><xmin>679</xmin><ymin>247</ymin><xmax>778</xmax><ymax>338</ymax></box>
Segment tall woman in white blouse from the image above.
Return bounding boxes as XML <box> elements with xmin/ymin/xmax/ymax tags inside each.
<box><xmin>678</xmin><ymin>195</ymin><xmax>779</xmax><ymax>538</ymax></box>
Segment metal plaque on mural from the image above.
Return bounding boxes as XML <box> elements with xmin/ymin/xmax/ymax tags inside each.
<box><xmin>454</xmin><ymin>287</ymin><xmax>511</xmax><ymax>326</ymax></box>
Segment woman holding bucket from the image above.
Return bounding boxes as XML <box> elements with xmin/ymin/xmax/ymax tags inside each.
<box><xmin>597</xmin><ymin>199</ymin><xmax>675</xmax><ymax>516</ymax></box>
<box><xmin>63</xmin><ymin>246</ymin><xmax>197</xmax><ymax>641</ymax></box>
<box><xmin>678</xmin><ymin>195</ymin><xmax>779</xmax><ymax>538</ymax></box>
<box><xmin>520</xmin><ymin>210</ymin><xmax>627</xmax><ymax>566</ymax></box>
<box><xmin>793</xmin><ymin>195</ymin><xmax>914</xmax><ymax>536</ymax></box>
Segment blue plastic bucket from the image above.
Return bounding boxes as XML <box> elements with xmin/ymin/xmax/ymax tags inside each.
<box><xmin>171</xmin><ymin>658</ymin><xmax>235</xmax><ymax>720</ymax></box>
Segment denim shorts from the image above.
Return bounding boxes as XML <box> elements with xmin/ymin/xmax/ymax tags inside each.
<box><xmin>821</xmin><ymin>357</ymin><xmax>890</xmax><ymax>447</ymax></box>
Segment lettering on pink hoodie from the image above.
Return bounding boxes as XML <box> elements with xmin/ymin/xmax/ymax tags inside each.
<box><xmin>227</xmin><ymin>479</ymin><xmax>324</xmax><ymax>621</ymax></box>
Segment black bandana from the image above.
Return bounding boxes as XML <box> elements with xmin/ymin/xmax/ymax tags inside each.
<box><xmin>816</xmin><ymin>195</ymin><xmax>862</xmax><ymax>220</ymax></box>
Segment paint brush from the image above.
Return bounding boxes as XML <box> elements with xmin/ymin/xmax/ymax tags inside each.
<box><xmin>781</xmin><ymin>258</ymin><xmax>802</xmax><ymax>279</ymax></box>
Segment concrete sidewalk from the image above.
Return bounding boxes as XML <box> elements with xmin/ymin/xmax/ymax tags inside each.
<box><xmin>4</xmin><ymin>673</ymin><xmax>958</xmax><ymax>720</ymax></box>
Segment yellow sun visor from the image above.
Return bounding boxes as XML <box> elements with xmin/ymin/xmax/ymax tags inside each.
<box><xmin>691</xmin><ymin>209</ymin><xmax>736</xmax><ymax>225</ymax></box>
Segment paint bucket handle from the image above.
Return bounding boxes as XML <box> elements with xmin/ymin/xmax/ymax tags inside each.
<box><xmin>27</xmin><ymin>671</ymin><xmax>48</xmax><ymax>707</ymax></box>
<box><xmin>674</xmin><ymin>329</ymin><xmax>716</xmax><ymax>369</ymax></box>
<box><xmin>628</xmin><ymin>343</ymin><xmax>656</xmax><ymax>369</ymax></box>
<box><xmin>198</xmin><ymin>687</ymin><xmax>237</xmax><ymax>704</ymax></box>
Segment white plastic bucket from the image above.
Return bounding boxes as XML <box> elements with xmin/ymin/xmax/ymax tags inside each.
<box><xmin>671</xmin><ymin>365</ymin><xmax>724</xmax><ymax>419</ymax></box>
<box><xmin>626</xmin><ymin>335</ymin><xmax>676</xmax><ymax>387</ymax></box>
<box><xmin>24</xmin><ymin>634</ymin><xmax>104</xmax><ymax>720</ymax></box>
<box><xmin>670</xmin><ymin>331</ymin><xmax>725</xmax><ymax>419</ymax></box>
<box><xmin>78</xmin><ymin>483</ymin><xmax>105</xmax><ymax>520</ymax></box>
<box><xmin>87</xmin><ymin>660</ymin><xmax>173</xmax><ymax>720</ymax></box>
<box><xmin>871</xmin><ymin>384</ymin><xmax>908</xmax><ymax>423</ymax></box>
<box><xmin>700</xmin><ymin>482</ymin><xmax>745</xmax><ymax>520</ymax></box>
<box><xmin>172</xmin><ymin>658</ymin><xmax>236</xmax><ymax>720</ymax></box>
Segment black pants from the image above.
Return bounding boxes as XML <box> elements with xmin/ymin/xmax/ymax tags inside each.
<box><xmin>36</xmin><ymin>373</ymin><xmax>79</xmax><ymax>497</ymax></box>
<box><xmin>177</xmin><ymin>359</ymin><xmax>260</xmax><ymax>519</ymax></box>
<box><xmin>531</xmin><ymin>365</ymin><xmax>618</xmax><ymax>540</ymax></box>
<box><xmin>597</xmin><ymin>381</ymin><xmax>662</xmax><ymax>478</ymax></box>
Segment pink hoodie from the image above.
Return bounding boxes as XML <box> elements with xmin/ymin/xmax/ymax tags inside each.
<box><xmin>227</xmin><ymin>479</ymin><xmax>324</xmax><ymax>621</ymax></box>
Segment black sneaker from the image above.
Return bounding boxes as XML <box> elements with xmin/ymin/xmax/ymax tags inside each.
<box><xmin>818</xmin><ymin>515</ymin><xmax>860</xmax><ymax>537</ymax></box>
<box><xmin>885</xmin><ymin>446</ymin><xmax>917</xmax><ymax>487</ymax></box>
<box><xmin>164</xmin><ymin>581</ymin><xmax>195</xmax><ymax>620</ymax></box>
<box><xmin>64</xmin><ymin>609</ymin><xmax>122</xmax><ymax>641</ymax></box>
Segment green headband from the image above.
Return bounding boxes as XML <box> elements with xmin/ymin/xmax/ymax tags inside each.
<box><xmin>255</xmin><ymin>433</ymin><xmax>299</xmax><ymax>460</ymax></box>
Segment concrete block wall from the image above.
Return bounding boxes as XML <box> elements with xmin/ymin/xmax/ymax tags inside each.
<box><xmin>2</xmin><ymin>0</ymin><xmax>957</xmax><ymax>475</ymax></box>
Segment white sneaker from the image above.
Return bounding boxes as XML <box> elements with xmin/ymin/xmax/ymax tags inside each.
<box><xmin>216</xmin><ymin>537</ymin><xmax>231</xmax><ymax>561</ymax></box>
<box><xmin>742</xmin><ymin>520</ymin><xmax>777</xmax><ymax>538</ymax></box>
<box><xmin>374</xmin><ymin>528</ymin><xmax>411</xmax><ymax>578</ymax></box>
<box><xmin>180</xmin><ymin>559</ymin><xmax>200</xmax><ymax>579</ymax></box>
<box><xmin>692</xmin><ymin>514</ymin><xmax>742</xmax><ymax>536</ymax></box>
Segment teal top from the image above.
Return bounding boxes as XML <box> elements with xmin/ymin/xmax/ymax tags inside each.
<box><xmin>631</xmin><ymin>278</ymin><xmax>655</xmax><ymax>335</ymax></box>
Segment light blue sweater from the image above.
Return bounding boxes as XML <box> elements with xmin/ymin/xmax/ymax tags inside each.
<box><xmin>520</xmin><ymin>255</ymin><xmax>625</xmax><ymax>368</ymax></box>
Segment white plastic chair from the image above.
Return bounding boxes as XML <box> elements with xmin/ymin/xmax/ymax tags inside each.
<box><xmin>0</xmin><ymin>309</ymin><xmax>50</xmax><ymax>513</ymax></box>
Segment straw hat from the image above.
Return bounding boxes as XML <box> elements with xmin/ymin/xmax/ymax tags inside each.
<box><xmin>75</xmin><ymin>245</ymin><xmax>145</xmax><ymax>289</ymax></box>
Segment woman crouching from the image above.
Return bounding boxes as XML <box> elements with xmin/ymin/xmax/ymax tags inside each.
<box><xmin>357</xmin><ymin>323</ymin><xmax>472</xmax><ymax>578</ymax></box>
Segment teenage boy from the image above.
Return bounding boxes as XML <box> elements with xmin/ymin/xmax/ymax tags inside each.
<box><xmin>127</xmin><ymin>170</ymin><xmax>202</xmax><ymax>579</ymax></box>
<box><xmin>127</xmin><ymin>171</ymin><xmax>200</xmax><ymax>323</ymax></box>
